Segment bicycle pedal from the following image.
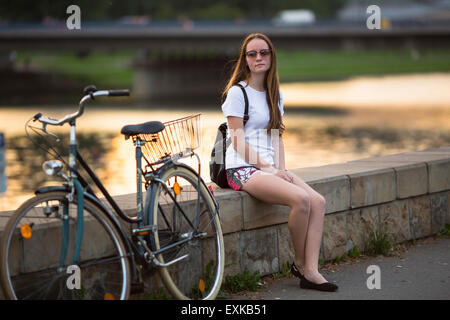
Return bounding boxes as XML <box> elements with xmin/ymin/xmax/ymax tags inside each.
<box><xmin>132</xmin><ymin>225</ymin><xmax>157</xmax><ymax>236</ymax></box>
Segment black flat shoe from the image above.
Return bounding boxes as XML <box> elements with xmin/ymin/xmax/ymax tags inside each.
<box><xmin>300</xmin><ymin>277</ymin><xmax>338</xmax><ymax>292</ymax></box>
<box><xmin>290</xmin><ymin>262</ymin><xmax>304</xmax><ymax>280</ymax></box>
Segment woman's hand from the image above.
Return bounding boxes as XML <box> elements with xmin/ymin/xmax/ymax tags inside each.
<box><xmin>261</xmin><ymin>166</ymin><xmax>293</xmax><ymax>183</ymax></box>
<box><xmin>276</xmin><ymin>169</ymin><xmax>293</xmax><ymax>183</ymax></box>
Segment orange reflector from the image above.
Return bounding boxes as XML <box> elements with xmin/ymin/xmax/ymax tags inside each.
<box><xmin>137</xmin><ymin>231</ymin><xmax>149</xmax><ymax>236</ymax></box>
<box><xmin>20</xmin><ymin>224</ymin><xmax>32</xmax><ymax>239</ymax></box>
<box><xmin>199</xmin><ymin>279</ymin><xmax>205</xmax><ymax>293</ymax></box>
<box><xmin>173</xmin><ymin>182</ymin><xmax>181</xmax><ymax>195</ymax></box>
<box><xmin>104</xmin><ymin>293</ymin><xmax>115</xmax><ymax>300</ymax></box>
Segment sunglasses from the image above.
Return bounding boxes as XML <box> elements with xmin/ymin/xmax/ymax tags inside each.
<box><xmin>246</xmin><ymin>49</ymin><xmax>271</xmax><ymax>58</ymax></box>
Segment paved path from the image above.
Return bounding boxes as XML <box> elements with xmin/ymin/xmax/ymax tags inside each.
<box><xmin>231</xmin><ymin>237</ymin><xmax>450</xmax><ymax>300</ymax></box>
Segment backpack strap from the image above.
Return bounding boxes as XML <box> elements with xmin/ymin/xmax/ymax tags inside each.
<box><xmin>236</xmin><ymin>83</ymin><xmax>249</xmax><ymax>126</ymax></box>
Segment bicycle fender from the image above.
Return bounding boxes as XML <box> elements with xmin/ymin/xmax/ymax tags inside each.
<box><xmin>35</xmin><ymin>185</ymin><xmax>69</xmax><ymax>195</ymax></box>
<box><xmin>173</xmin><ymin>163</ymin><xmax>219</xmax><ymax>211</ymax></box>
<box><xmin>145</xmin><ymin>162</ymin><xmax>219</xmax><ymax>213</ymax></box>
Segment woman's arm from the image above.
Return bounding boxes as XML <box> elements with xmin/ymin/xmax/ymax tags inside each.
<box><xmin>227</xmin><ymin>116</ymin><xmax>291</xmax><ymax>182</ymax></box>
<box><xmin>227</xmin><ymin>116</ymin><xmax>272</xmax><ymax>171</ymax></box>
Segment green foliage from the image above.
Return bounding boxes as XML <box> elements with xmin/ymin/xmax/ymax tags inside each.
<box><xmin>277</xmin><ymin>49</ymin><xmax>450</xmax><ymax>82</ymax></box>
<box><xmin>318</xmin><ymin>258</ymin><xmax>324</xmax><ymax>269</ymax></box>
<box><xmin>334</xmin><ymin>245</ymin><xmax>361</xmax><ymax>264</ymax></box>
<box><xmin>437</xmin><ymin>224</ymin><xmax>450</xmax><ymax>238</ymax></box>
<box><xmin>364</xmin><ymin>224</ymin><xmax>395</xmax><ymax>256</ymax></box>
<box><xmin>273</xmin><ymin>261</ymin><xmax>291</xmax><ymax>279</ymax></box>
<box><xmin>221</xmin><ymin>268</ymin><xmax>263</xmax><ymax>294</ymax></box>
<box><xmin>15</xmin><ymin>49</ymin><xmax>450</xmax><ymax>92</ymax></box>
<box><xmin>15</xmin><ymin>51</ymin><xmax>134</xmax><ymax>88</ymax></box>
<box><xmin>193</xmin><ymin>3</ymin><xmax>244</xmax><ymax>20</ymax></box>
<box><xmin>145</xmin><ymin>288</ymin><xmax>172</xmax><ymax>300</ymax></box>
<box><xmin>0</xmin><ymin>0</ymin><xmax>112</xmax><ymax>21</ymax></box>
<box><xmin>348</xmin><ymin>245</ymin><xmax>361</xmax><ymax>258</ymax></box>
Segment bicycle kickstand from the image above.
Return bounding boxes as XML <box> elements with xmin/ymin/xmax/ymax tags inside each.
<box><xmin>135</xmin><ymin>235</ymin><xmax>189</xmax><ymax>268</ymax></box>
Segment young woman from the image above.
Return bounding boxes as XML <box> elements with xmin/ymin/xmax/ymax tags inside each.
<box><xmin>221</xmin><ymin>33</ymin><xmax>338</xmax><ymax>292</ymax></box>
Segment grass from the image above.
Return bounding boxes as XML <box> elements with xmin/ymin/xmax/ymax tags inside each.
<box><xmin>13</xmin><ymin>49</ymin><xmax>450</xmax><ymax>89</ymax></box>
<box><xmin>277</xmin><ymin>49</ymin><xmax>450</xmax><ymax>82</ymax></box>
<box><xmin>363</xmin><ymin>224</ymin><xmax>396</xmax><ymax>256</ymax></box>
<box><xmin>437</xmin><ymin>224</ymin><xmax>450</xmax><ymax>238</ymax></box>
<box><xmin>15</xmin><ymin>51</ymin><xmax>135</xmax><ymax>88</ymax></box>
<box><xmin>221</xmin><ymin>268</ymin><xmax>263</xmax><ymax>294</ymax></box>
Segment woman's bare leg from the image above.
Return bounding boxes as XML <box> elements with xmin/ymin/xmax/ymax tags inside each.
<box><xmin>288</xmin><ymin>172</ymin><xmax>328</xmax><ymax>284</ymax></box>
<box><xmin>241</xmin><ymin>172</ymin><xmax>311</xmax><ymax>275</ymax></box>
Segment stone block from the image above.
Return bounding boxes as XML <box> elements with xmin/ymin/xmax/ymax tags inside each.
<box><xmin>276</xmin><ymin>224</ymin><xmax>294</xmax><ymax>270</ymax></box>
<box><xmin>408</xmin><ymin>195</ymin><xmax>431</xmax><ymax>239</ymax></box>
<box><xmin>351</xmin><ymin>151</ymin><xmax>449</xmax><ymax>164</ymax></box>
<box><xmin>322</xmin><ymin>212</ymin><xmax>347</xmax><ymax>261</ymax></box>
<box><xmin>238</xmin><ymin>227</ymin><xmax>278</xmax><ymax>276</ymax></box>
<box><xmin>241</xmin><ymin>193</ymin><xmax>289</xmax><ymax>230</ymax></box>
<box><xmin>222</xmin><ymin>232</ymin><xmax>240</xmax><ymax>277</ymax></box>
<box><xmin>349</xmin><ymin>168</ymin><xmax>396</xmax><ymax>208</ymax></box>
<box><xmin>428</xmin><ymin>159</ymin><xmax>450</xmax><ymax>193</ymax></box>
<box><xmin>308</xmin><ymin>175</ymin><xmax>350</xmax><ymax>214</ymax></box>
<box><xmin>346</xmin><ymin>207</ymin><xmax>379</xmax><ymax>252</ymax></box>
<box><xmin>213</xmin><ymin>190</ymin><xmax>243</xmax><ymax>234</ymax></box>
<box><xmin>430</xmin><ymin>192</ymin><xmax>449</xmax><ymax>234</ymax></box>
<box><xmin>379</xmin><ymin>200</ymin><xmax>410</xmax><ymax>243</ymax></box>
<box><xmin>106</xmin><ymin>192</ymin><xmax>138</xmax><ymax>217</ymax></box>
<box><xmin>394</xmin><ymin>163</ymin><xmax>428</xmax><ymax>199</ymax></box>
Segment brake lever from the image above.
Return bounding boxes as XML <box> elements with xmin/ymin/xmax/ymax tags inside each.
<box><xmin>41</xmin><ymin>123</ymin><xmax>60</xmax><ymax>142</ymax></box>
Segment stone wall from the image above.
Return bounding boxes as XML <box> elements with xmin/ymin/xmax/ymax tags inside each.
<box><xmin>211</xmin><ymin>147</ymin><xmax>450</xmax><ymax>277</ymax></box>
<box><xmin>0</xmin><ymin>147</ymin><xmax>448</xmax><ymax>298</ymax></box>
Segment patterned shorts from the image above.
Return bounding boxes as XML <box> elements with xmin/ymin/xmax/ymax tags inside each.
<box><xmin>226</xmin><ymin>166</ymin><xmax>260</xmax><ymax>191</ymax></box>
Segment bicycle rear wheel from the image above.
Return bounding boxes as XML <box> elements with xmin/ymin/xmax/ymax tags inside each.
<box><xmin>0</xmin><ymin>191</ymin><xmax>131</xmax><ymax>300</ymax></box>
<box><xmin>147</xmin><ymin>165</ymin><xmax>224</xmax><ymax>300</ymax></box>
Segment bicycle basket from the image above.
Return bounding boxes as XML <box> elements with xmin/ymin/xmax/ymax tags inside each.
<box><xmin>132</xmin><ymin>114</ymin><xmax>201</xmax><ymax>165</ymax></box>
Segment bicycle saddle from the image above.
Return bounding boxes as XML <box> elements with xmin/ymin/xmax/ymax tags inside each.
<box><xmin>121</xmin><ymin>121</ymin><xmax>165</xmax><ymax>139</ymax></box>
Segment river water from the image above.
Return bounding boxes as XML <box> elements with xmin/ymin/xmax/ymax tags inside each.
<box><xmin>1</xmin><ymin>73</ymin><xmax>449</xmax><ymax>211</ymax></box>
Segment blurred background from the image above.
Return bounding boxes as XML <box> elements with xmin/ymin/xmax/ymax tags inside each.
<box><xmin>0</xmin><ymin>0</ymin><xmax>449</xmax><ymax>211</ymax></box>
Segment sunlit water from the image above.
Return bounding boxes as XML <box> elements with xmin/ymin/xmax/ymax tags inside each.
<box><xmin>1</xmin><ymin>73</ymin><xmax>449</xmax><ymax>211</ymax></box>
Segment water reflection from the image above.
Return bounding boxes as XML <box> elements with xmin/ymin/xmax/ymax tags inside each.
<box><xmin>1</xmin><ymin>73</ymin><xmax>450</xmax><ymax>211</ymax></box>
<box><xmin>1</xmin><ymin>104</ymin><xmax>448</xmax><ymax>212</ymax></box>
<box><xmin>3</xmin><ymin>132</ymin><xmax>115</xmax><ymax>210</ymax></box>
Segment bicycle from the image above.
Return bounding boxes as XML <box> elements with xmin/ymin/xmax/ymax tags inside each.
<box><xmin>0</xmin><ymin>85</ymin><xmax>224</xmax><ymax>300</ymax></box>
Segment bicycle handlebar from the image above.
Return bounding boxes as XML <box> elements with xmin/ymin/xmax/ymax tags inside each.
<box><xmin>34</xmin><ymin>87</ymin><xmax>130</xmax><ymax>126</ymax></box>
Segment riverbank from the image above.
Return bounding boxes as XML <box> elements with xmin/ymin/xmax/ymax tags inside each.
<box><xmin>3</xmin><ymin>48</ymin><xmax>450</xmax><ymax>105</ymax></box>
<box><xmin>13</xmin><ymin>49</ymin><xmax>450</xmax><ymax>87</ymax></box>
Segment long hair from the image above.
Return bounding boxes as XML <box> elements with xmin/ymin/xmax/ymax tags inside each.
<box><xmin>222</xmin><ymin>33</ymin><xmax>285</xmax><ymax>135</ymax></box>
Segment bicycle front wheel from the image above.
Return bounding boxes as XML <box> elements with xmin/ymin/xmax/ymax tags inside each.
<box><xmin>0</xmin><ymin>191</ymin><xmax>131</xmax><ymax>300</ymax></box>
<box><xmin>147</xmin><ymin>165</ymin><xmax>224</xmax><ymax>300</ymax></box>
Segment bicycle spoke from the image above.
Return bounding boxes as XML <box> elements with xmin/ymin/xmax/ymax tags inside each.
<box><xmin>1</xmin><ymin>192</ymin><xmax>130</xmax><ymax>300</ymax></box>
<box><xmin>148</xmin><ymin>166</ymin><xmax>224</xmax><ymax>300</ymax></box>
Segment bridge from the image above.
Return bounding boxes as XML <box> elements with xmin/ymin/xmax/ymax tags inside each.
<box><xmin>1</xmin><ymin>22</ymin><xmax>449</xmax><ymax>102</ymax></box>
<box><xmin>2</xmin><ymin>22</ymin><xmax>450</xmax><ymax>52</ymax></box>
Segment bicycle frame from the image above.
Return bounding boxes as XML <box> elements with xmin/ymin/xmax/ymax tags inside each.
<box><xmin>34</xmin><ymin>88</ymin><xmax>220</xmax><ymax>285</ymax></box>
<box><xmin>63</xmin><ymin>120</ymin><xmax>217</xmax><ymax>270</ymax></box>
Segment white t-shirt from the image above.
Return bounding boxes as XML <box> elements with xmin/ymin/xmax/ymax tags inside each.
<box><xmin>221</xmin><ymin>81</ymin><xmax>284</xmax><ymax>170</ymax></box>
